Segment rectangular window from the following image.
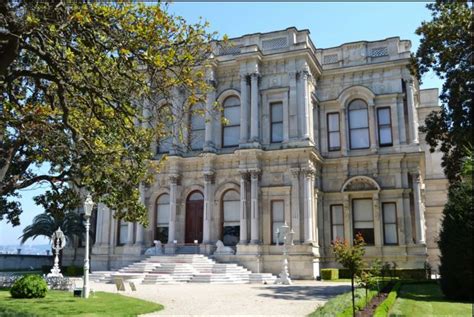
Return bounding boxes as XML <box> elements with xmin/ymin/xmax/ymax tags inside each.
<box><xmin>271</xmin><ymin>200</ymin><xmax>285</xmax><ymax>244</ymax></box>
<box><xmin>331</xmin><ymin>205</ymin><xmax>344</xmax><ymax>241</ymax></box>
<box><xmin>222</xmin><ymin>100</ymin><xmax>240</xmax><ymax>147</ymax></box>
<box><xmin>223</xmin><ymin>200</ymin><xmax>240</xmax><ymax>246</ymax></box>
<box><xmin>156</xmin><ymin>203</ymin><xmax>170</xmax><ymax>243</ymax></box>
<box><xmin>118</xmin><ymin>221</ymin><xmax>128</xmax><ymax>246</ymax></box>
<box><xmin>352</xmin><ymin>199</ymin><xmax>374</xmax><ymax>245</ymax></box>
<box><xmin>383</xmin><ymin>202</ymin><xmax>398</xmax><ymax>245</ymax></box>
<box><xmin>377</xmin><ymin>107</ymin><xmax>393</xmax><ymax>146</ymax></box>
<box><xmin>190</xmin><ymin>106</ymin><xmax>206</xmax><ymax>150</ymax></box>
<box><xmin>327</xmin><ymin>112</ymin><xmax>341</xmax><ymax>151</ymax></box>
<box><xmin>270</xmin><ymin>102</ymin><xmax>283</xmax><ymax>143</ymax></box>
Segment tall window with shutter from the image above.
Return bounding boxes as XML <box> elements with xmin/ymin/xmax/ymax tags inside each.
<box><xmin>352</xmin><ymin>199</ymin><xmax>374</xmax><ymax>245</ymax></box>
<box><xmin>222</xmin><ymin>96</ymin><xmax>241</xmax><ymax>147</ymax></box>
<box><xmin>382</xmin><ymin>202</ymin><xmax>398</xmax><ymax>245</ymax></box>
<box><xmin>155</xmin><ymin>194</ymin><xmax>170</xmax><ymax>243</ymax></box>
<box><xmin>348</xmin><ymin>99</ymin><xmax>370</xmax><ymax>149</ymax></box>
<box><xmin>222</xmin><ymin>190</ymin><xmax>240</xmax><ymax>246</ymax></box>
<box><xmin>377</xmin><ymin>107</ymin><xmax>393</xmax><ymax>146</ymax></box>
<box><xmin>270</xmin><ymin>102</ymin><xmax>283</xmax><ymax>143</ymax></box>
<box><xmin>327</xmin><ymin>112</ymin><xmax>341</xmax><ymax>151</ymax></box>
<box><xmin>271</xmin><ymin>200</ymin><xmax>285</xmax><ymax>244</ymax></box>
<box><xmin>331</xmin><ymin>205</ymin><xmax>344</xmax><ymax>241</ymax></box>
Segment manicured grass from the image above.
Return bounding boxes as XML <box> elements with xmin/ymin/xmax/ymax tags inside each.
<box><xmin>389</xmin><ymin>282</ymin><xmax>473</xmax><ymax>317</ymax></box>
<box><xmin>0</xmin><ymin>289</ymin><xmax>163</xmax><ymax>317</ymax></box>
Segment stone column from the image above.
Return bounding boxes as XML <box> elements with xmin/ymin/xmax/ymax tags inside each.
<box><xmin>397</xmin><ymin>95</ymin><xmax>407</xmax><ymax>144</ymax></box>
<box><xmin>402</xmin><ymin>191</ymin><xmax>414</xmax><ymax>244</ymax></box>
<box><xmin>249</xmin><ymin>169</ymin><xmax>261</xmax><ymax>244</ymax></box>
<box><xmin>406</xmin><ymin>79</ymin><xmax>419</xmax><ymax>144</ymax></box>
<box><xmin>202</xmin><ymin>170</ymin><xmax>214</xmax><ymax>244</ymax></box>
<box><xmin>250</xmin><ymin>73</ymin><xmax>260</xmax><ymax>143</ymax></box>
<box><xmin>126</xmin><ymin>222</ymin><xmax>134</xmax><ymax>245</ymax></box>
<box><xmin>240</xmin><ymin>74</ymin><xmax>249</xmax><ymax>144</ymax></box>
<box><xmin>168</xmin><ymin>174</ymin><xmax>179</xmax><ymax>243</ymax></box>
<box><xmin>299</xmin><ymin>70</ymin><xmax>311</xmax><ymax>140</ymax></box>
<box><xmin>368</xmin><ymin>101</ymin><xmax>377</xmax><ymax>152</ymax></box>
<box><xmin>314</xmin><ymin>103</ymin><xmax>320</xmax><ymax>150</ymax></box>
<box><xmin>343</xmin><ymin>194</ymin><xmax>351</xmax><ymax>241</ymax></box>
<box><xmin>290</xmin><ymin>168</ymin><xmax>301</xmax><ymax>243</ymax></box>
<box><xmin>313</xmin><ymin>189</ymin><xmax>320</xmax><ymax>247</ymax></box>
<box><xmin>340</xmin><ymin>109</ymin><xmax>348</xmax><ymax>155</ymax></box>
<box><xmin>134</xmin><ymin>183</ymin><xmax>145</xmax><ymax>246</ymax></box>
<box><xmin>412</xmin><ymin>173</ymin><xmax>425</xmax><ymax>244</ymax></box>
<box><xmin>239</xmin><ymin>171</ymin><xmax>249</xmax><ymax>244</ymax></box>
<box><xmin>373</xmin><ymin>192</ymin><xmax>382</xmax><ymax>247</ymax></box>
<box><xmin>302</xmin><ymin>165</ymin><xmax>315</xmax><ymax>244</ymax></box>
<box><xmin>204</xmin><ymin>80</ymin><xmax>217</xmax><ymax>152</ymax></box>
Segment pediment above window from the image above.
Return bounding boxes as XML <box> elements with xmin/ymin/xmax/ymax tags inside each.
<box><xmin>341</xmin><ymin>175</ymin><xmax>380</xmax><ymax>192</ymax></box>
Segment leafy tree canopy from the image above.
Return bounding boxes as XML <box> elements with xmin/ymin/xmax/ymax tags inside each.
<box><xmin>412</xmin><ymin>1</ymin><xmax>473</xmax><ymax>183</ymax></box>
<box><xmin>0</xmin><ymin>1</ymin><xmax>216</xmax><ymax>225</ymax></box>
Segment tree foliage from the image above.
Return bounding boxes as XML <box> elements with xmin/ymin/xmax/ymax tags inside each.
<box><xmin>438</xmin><ymin>150</ymin><xmax>473</xmax><ymax>301</ymax></box>
<box><xmin>412</xmin><ymin>1</ymin><xmax>473</xmax><ymax>183</ymax></box>
<box><xmin>332</xmin><ymin>233</ymin><xmax>366</xmax><ymax>317</ymax></box>
<box><xmin>0</xmin><ymin>1</ymin><xmax>215</xmax><ymax>225</ymax></box>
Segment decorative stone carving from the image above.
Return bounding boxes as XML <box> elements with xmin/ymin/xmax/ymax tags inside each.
<box><xmin>214</xmin><ymin>240</ymin><xmax>235</xmax><ymax>255</ymax></box>
<box><xmin>145</xmin><ymin>241</ymin><xmax>163</xmax><ymax>255</ymax></box>
<box><xmin>341</xmin><ymin>175</ymin><xmax>380</xmax><ymax>192</ymax></box>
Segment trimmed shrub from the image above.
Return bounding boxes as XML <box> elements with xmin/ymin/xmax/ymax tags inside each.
<box><xmin>373</xmin><ymin>281</ymin><xmax>402</xmax><ymax>317</ymax></box>
<box><xmin>338</xmin><ymin>268</ymin><xmax>351</xmax><ymax>279</ymax></box>
<box><xmin>10</xmin><ymin>275</ymin><xmax>48</xmax><ymax>298</ymax></box>
<box><xmin>321</xmin><ymin>269</ymin><xmax>339</xmax><ymax>280</ymax></box>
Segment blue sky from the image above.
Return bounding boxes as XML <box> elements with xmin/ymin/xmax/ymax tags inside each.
<box><xmin>0</xmin><ymin>2</ymin><xmax>442</xmax><ymax>246</ymax></box>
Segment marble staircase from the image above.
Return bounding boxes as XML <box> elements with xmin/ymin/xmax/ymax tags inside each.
<box><xmin>90</xmin><ymin>254</ymin><xmax>276</xmax><ymax>285</ymax></box>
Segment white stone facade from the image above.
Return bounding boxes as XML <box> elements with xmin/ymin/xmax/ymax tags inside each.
<box><xmin>68</xmin><ymin>28</ymin><xmax>447</xmax><ymax>279</ymax></box>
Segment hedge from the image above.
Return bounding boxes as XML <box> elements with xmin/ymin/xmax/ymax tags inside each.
<box><xmin>321</xmin><ymin>269</ymin><xmax>339</xmax><ymax>280</ymax></box>
<box><xmin>373</xmin><ymin>281</ymin><xmax>402</xmax><ymax>317</ymax></box>
<box><xmin>338</xmin><ymin>268</ymin><xmax>426</xmax><ymax>280</ymax></box>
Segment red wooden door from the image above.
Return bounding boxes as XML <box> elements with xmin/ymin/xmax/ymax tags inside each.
<box><xmin>185</xmin><ymin>193</ymin><xmax>204</xmax><ymax>243</ymax></box>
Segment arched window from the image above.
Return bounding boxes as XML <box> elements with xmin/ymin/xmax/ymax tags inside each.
<box><xmin>155</xmin><ymin>194</ymin><xmax>170</xmax><ymax>243</ymax></box>
<box><xmin>348</xmin><ymin>99</ymin><xmax>370</xmax><ymax>149</ymax></box>
<box><xmin>222</xmin><ymin>96</ymin><xmax>240</xmax><ymax>147</ymax></box>
<box><xmin>190</xmin><ymin>104</ymin><xmax>205</xmax><ymax>150</ymax></box>
<box><xmin>222</xmin><ymin>190</ymin><xmax>240</xmax><ymax>246</ymax></box>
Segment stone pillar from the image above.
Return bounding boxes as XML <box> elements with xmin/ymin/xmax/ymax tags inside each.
<box><xmin>249</xmin><ymin>169</ymin><xmax>261</xmax><ymax>244</ymax></box>
<box><xmin>290</xmin><ymin>168</ymin><xmax>301</xmax><ymax>243</ymax></box>
<box><xmin>314</xmin><ymin>104</ymin><xmax>320</xmax><ymax>149</ymax></box>
<box><xmin>340</xmin><ymin>109</ymin><xmax>348</xmax><ymax>155</ymax></box>
<box><xmin>313</xmin><ymin>189</ymin><xmax>320</xmax><ymax>247</ymax></box>
<box><xmin>240</xmin><ymin>74</ymin><xmax>249</xmax><ymax>144</ymax></box>
<box><xmin>204</xmin><ymin>80</ymin><xmax>217</xmax><ymax>152</ymax></box>
<box><xmin>368</xmin><ymin>101</ymin><xmax>377</xmax><ymax>152</ymax></box>
<box><xmin>406</xmin><ymin>79</ymin><xmax>419</xmax><ymax>144</ymax></box>
<box><xmin>126</xmin><ymin>222</ymin><xmax>134</xmax><ymax>245</ymax></box>
<box><xmin>373</xmin><ymin>192</ymin><xmax>382</xmax><ymax>247</ymax></box>
<box><xmin>397</xmin><ymin>95</ymin><xmax>407</xmax><ymax>144</ymax></box>
<box><xmin>402</xmin><ymin>191</ymin><xmax>414</xmax><ymax>244</ymax></box>
<box><xmin>412</xmin><ymin>173</ymin><xmax>425</xmax><ymax>244</ymax></box>
<box><xmin>168</xmin><ymin>174</ymin><xmax>179</xmax><ymax>243</ymax></box>
<box><xmin>342</xmin><ymin>194</ymin><xmax>351</xmax><ymax>242</ymax></box>
<box><xmin>302</xmin><ymin>165</ymin><xmax>315</xmax><ymax>244</ymax></box>
<box><xmin>299</xmin><ymin>70</ymin><xmax>310</xmax><ymax>140</ymax></box>
<box><xmin>202</xmin><ymin>170</ymin><xmax>214</xmax><ymax>244</ymax></box>
<box><xmin>250</xmin><ymin>73</ymin><xmax>260</xmax><ymax>143</ymax></box>
<box><xmin>134</xmin><ymin>183</ymin><xmax>145</xmax><ymax>246</ymax></box>
<box><xmin>239</xmin><ymin>171</ymin><xmax>249</xmax><ymax>244</ymax></box>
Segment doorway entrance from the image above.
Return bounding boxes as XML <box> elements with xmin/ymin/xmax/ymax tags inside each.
<box><xmin>185</xmin><ymin>191</ymin><xmax>204</xmax><ymax>243</ymax></box>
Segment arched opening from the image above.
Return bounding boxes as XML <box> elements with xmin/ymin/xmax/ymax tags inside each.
<box><xmin>221</xmin><ymin>96</ymin><xmax>241</xmax><ymax>147</ymax></box>
<box><xmin>348</xmin><ymin>99</ymin><xmax>370</xmax><ymax>149</ymax></box>
<box><xmin>185</xmin><ymin>191</ymin><xmax>204</xmax><ymax>243</ymax></box>
<box><xmin>221</xmin><ymin>189</ymin><xmax>240</xmax><ymax>246</ymax></box>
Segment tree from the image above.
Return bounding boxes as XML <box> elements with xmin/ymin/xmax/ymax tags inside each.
<box><xmin>412</xmin><ymin>1</ymin><xmax>473</xmax><ymax>183</ymax></box>
<box><xmin>0</xmin><ymin>1</ymin><xmax>215</xmax><ymax>226</ymax></box>
<box><xmin>332</xmin><ymin>233</ymin><xmax>366</xmax><ymax>317</ymax></box>
<box><xmin>438</xmin><ymin>150</ymin><xmax>473</xmax><ymax>301</ymax></box>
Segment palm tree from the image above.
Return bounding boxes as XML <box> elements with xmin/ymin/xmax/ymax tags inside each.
<box><xmin>20</xmin><ymin>211</ymin><xmax>85</xmax><ymax>265</ymax></box>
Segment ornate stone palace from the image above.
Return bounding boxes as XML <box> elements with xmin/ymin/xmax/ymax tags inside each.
<box><xmin>65</xmin><ymin>28</ymin><xmax>447</xmax><ymax>279</ymax></box>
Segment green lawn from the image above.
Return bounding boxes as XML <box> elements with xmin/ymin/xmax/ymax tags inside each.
<box><xmin>389</xmin><ymin>282</ymin><xmax>473</xmax><ymax>317</ymax></box>
<box><xmin>0</xmin><ymin>289</ymin><xmax>163</xmax><ymax>317</ymax></box>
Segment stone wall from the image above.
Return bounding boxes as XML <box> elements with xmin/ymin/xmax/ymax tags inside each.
<box><xmin>0</xmin><ymin>254</ymin><xmax>52</xmax><ymax>271</ymax></box>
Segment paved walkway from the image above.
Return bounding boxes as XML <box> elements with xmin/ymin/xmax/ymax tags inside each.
<box><xmin>91</xmin><ymin>280</ymin><xmax>350</xmax><ymax>316</ymax></box>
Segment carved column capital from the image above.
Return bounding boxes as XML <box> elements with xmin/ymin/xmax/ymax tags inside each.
<box><xmin>301</xmin><ymin>166</ymin><xmax>316</xmax><ymax>179</ymax></box>
<box><xmin>203</xmin><ymin>170</ymin><xmax>215</xmax><ymax>183</ymax></box>
<box><xmin>249</xmin><ymin>168</ymin><xmax>261</xmax><ymax>179</ymax></box>
<box><xmin>169</xmin><ymin>174</ymin><xmax>180</xmax><ymax>185</ymax></box>
<box><xmin>411</xmin><ymin>172</ymin><xmax>421</xmax><ymax>183</ymax></box>
<box><xmin>290</xmin><ymin>168</ymin><xmax>300</xmax><ymax>178</ymax></box>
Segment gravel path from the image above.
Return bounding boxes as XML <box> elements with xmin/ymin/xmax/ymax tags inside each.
<box><xmin>90</xmin><ymin>280</ymin><xmax>350</xmax><ymax>316</ymax></box>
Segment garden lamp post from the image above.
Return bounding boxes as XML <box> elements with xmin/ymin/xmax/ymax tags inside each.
<box><xmin>83</xmin><ymin>194</ymin><xmax>94</xmax><ymax>298</ymax></box>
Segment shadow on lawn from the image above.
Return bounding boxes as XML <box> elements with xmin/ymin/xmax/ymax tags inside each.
<box><xmin>397</xmin><ymin>282</ymin><xmax>474</xmax><ymax>304</ymax></box>
<box><xmin>256</xmin><ymin>284</ymin><xmax>351</xmax><ymax>301</ymax></box>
